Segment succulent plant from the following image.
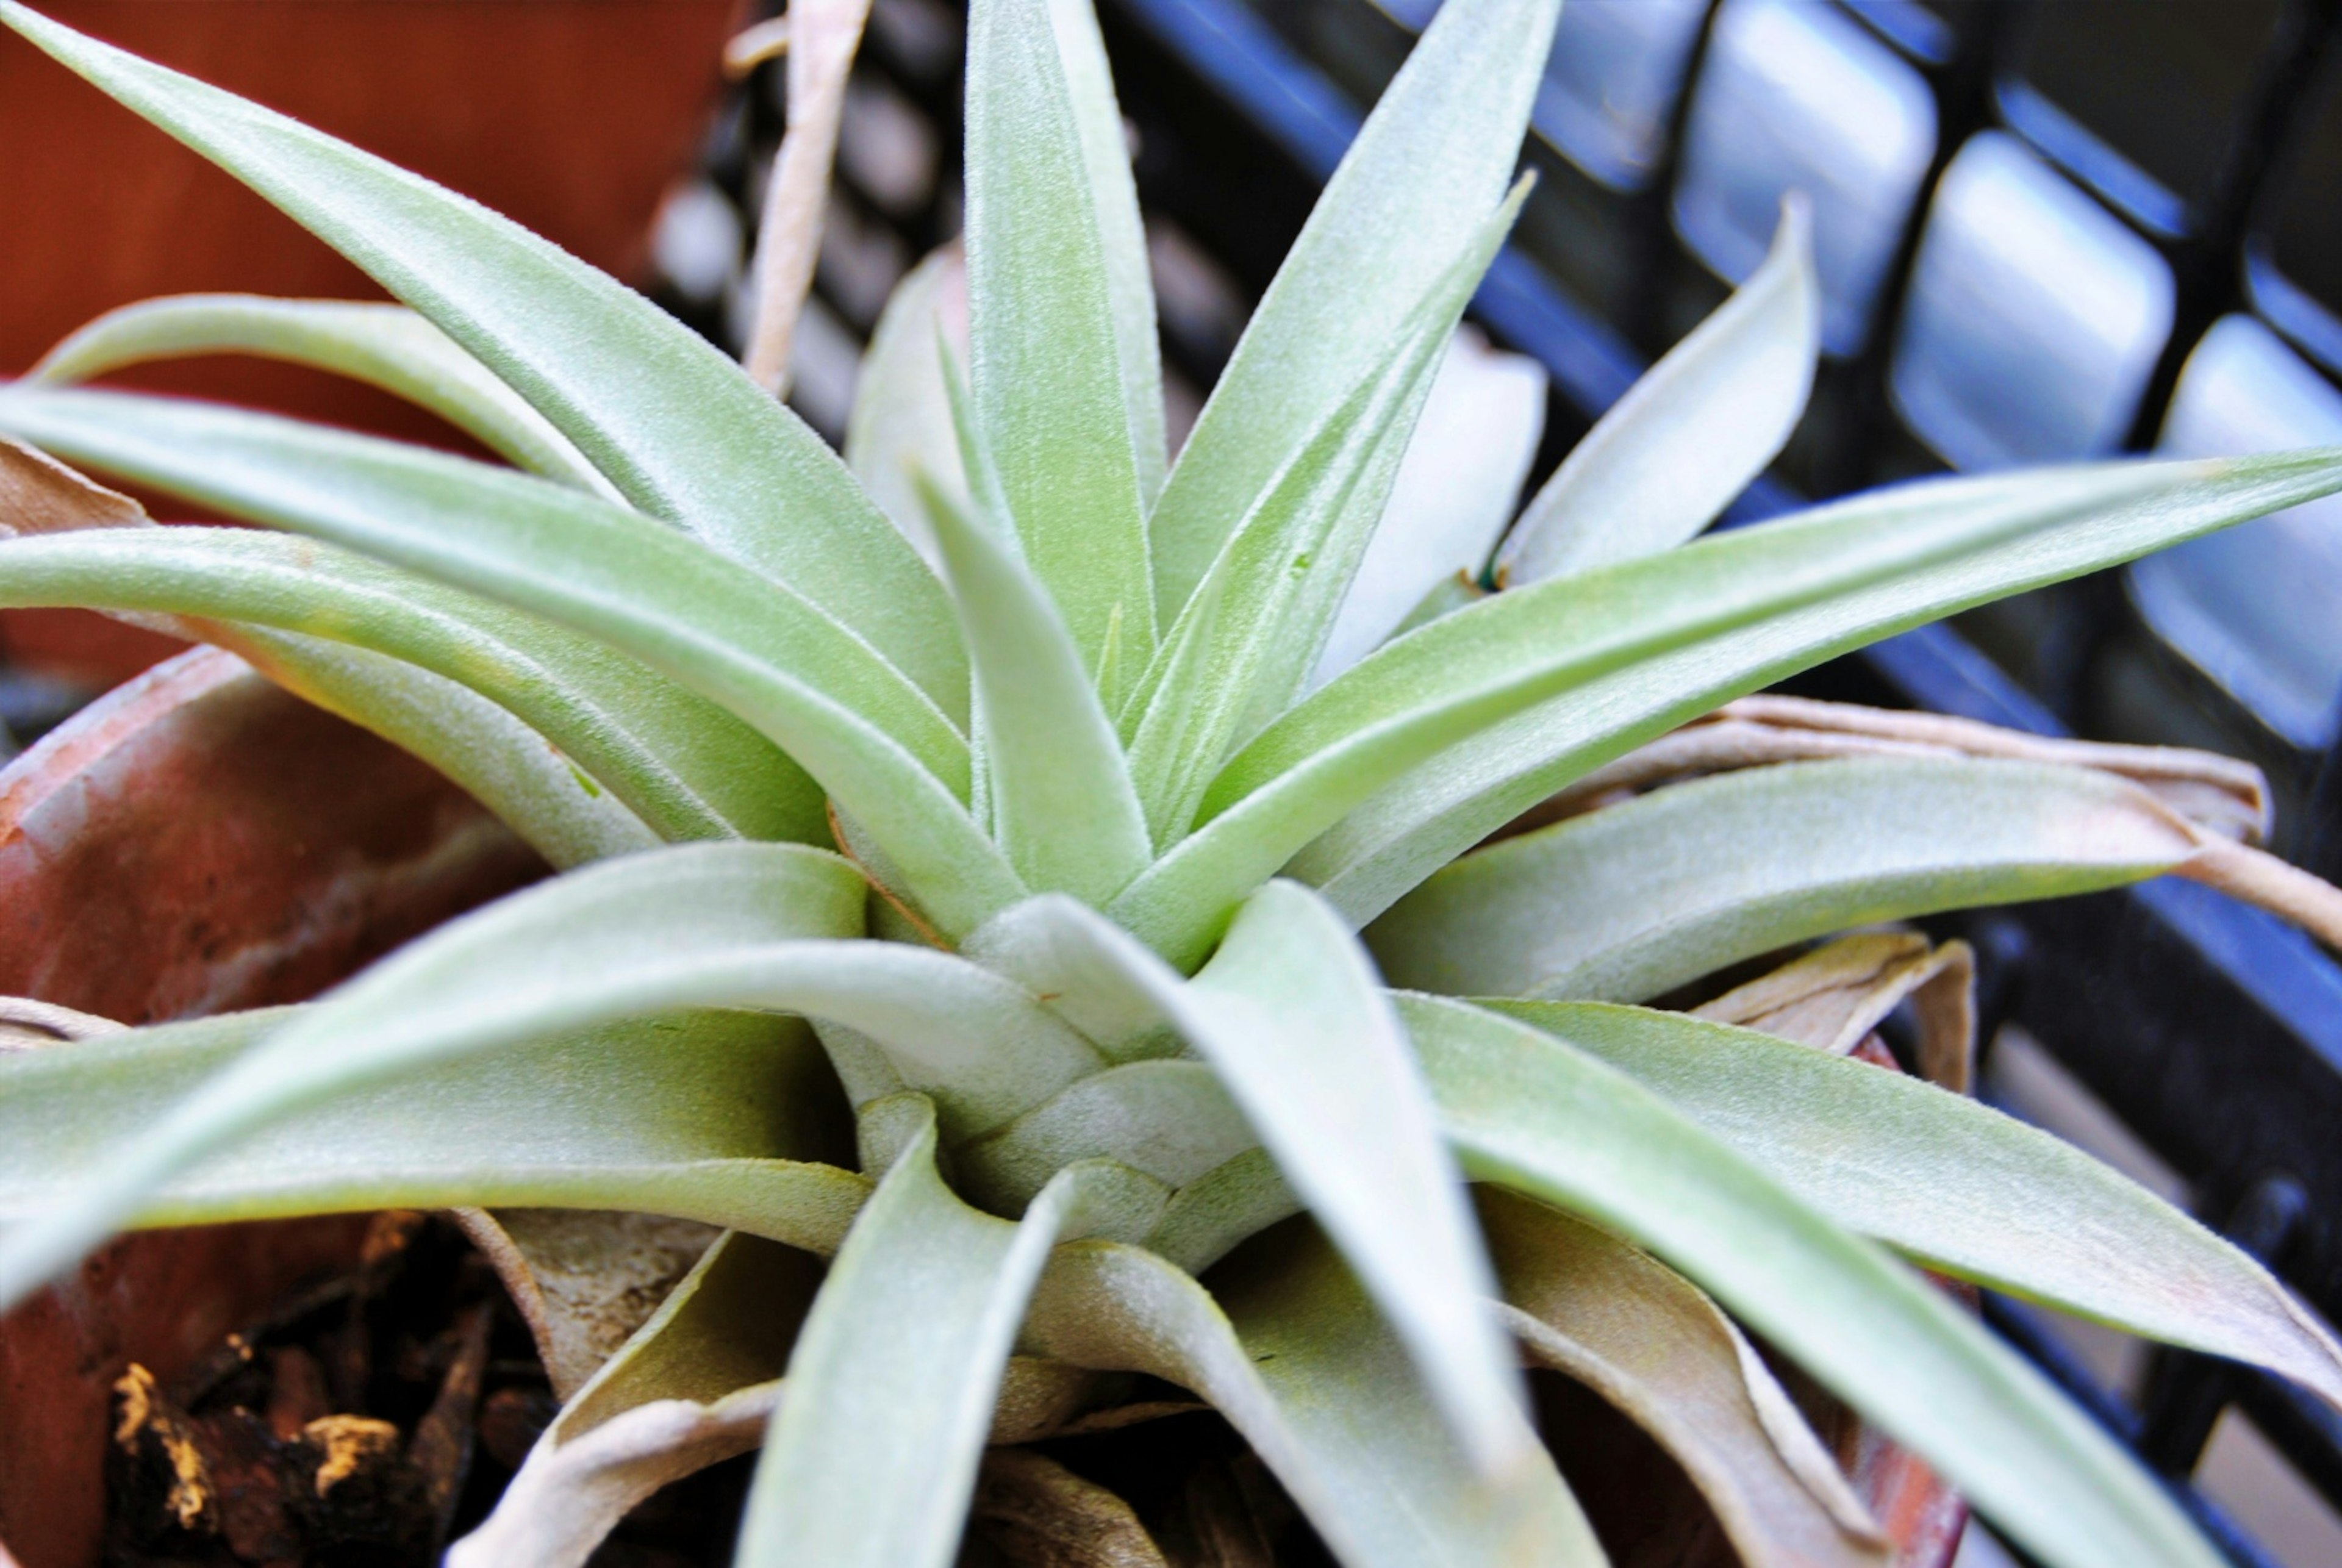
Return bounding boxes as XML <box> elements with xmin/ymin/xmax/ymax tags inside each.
<box><xmin>3</xmin><ymin>1</ymin><xmax>2342</xmax><ymax>1565</ymax></box>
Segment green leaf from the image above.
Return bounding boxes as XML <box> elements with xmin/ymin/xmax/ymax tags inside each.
<box><xmin>738</xmin><ymin>1098</ymin><xmax>1165</xmax><ymax>1568</ymax></box>
<box><xmin>1369</xmin><ymin>756</ymin><xmax>2204</xmax><ymax>1001</ymax></box>
<box><xmin>0</xmin><ymin>841</ymin><xmax>874</xmax><ymax>1308</ymax></box>
<box><xmin>1483</xmin><ymin>1187</ymin><xmax>1891</xmax><ymax>1568</ymax></box>
<box><xmin>1041</xmin><ymin>0</ymin><xmax>1166</xmax><ymax>505</ymax></box>
<box><xmin>1022</xmin><ymin>1233</ymin><xmax>1606</xmax><ymax>1568</ymax></box>
<box><xmin>975</xmin><ymin>882</ymin><xmax>1528</xmax><ymax>1477</ymax></box>
<box><xmin>0</xmin><ymin>526</ymin><xmax>823</xmax><ymax>845</ymax></box>
<box><xmin>0</xmin><ymin>1005</ymin><xmax>867</xmax><ymax>1253</ymax></box>
<box><xmin>0</xmin><ymin>1</ymin><xmax>967</xmax><ymax>710</ymax></box>
<box><xmin>1124</xmin><ymin>449</ymin><xmax>2342</xmax><ymax>958</ymax></box>
<box><xmin>0</xmin><ymin>385</ymin><xmax>1026</xmax><ymax>934</ymax></box>
<box><xmin>964</xmin><ymin>0</ymin><xmax>1155</xmax><ymax>696</ymax></box>
<box><xmin>1405</xmin><ymin>993</ymin><xmax>2224</xmax><ymax>1568</ymax></box>
<box><xmin>1484</xmin><ymin>1000</ymin><xmax>2342</xmax><ymax>1414</ymax></box>
<box><xmin>1122</xmin><ymin>188</ymin><xmax>1525</xmax><ymax>845</ymax></box>
<box><xmin>1312</xmin><ymin>329</ymin><xmax>1545</xmax><ymax>682</ymax></box>
<box><xmin>1145</xmin><ymin>0</ymin><xmax>1562</xmax><ymax>622</ymax></box>
<box><xmin>846</xmin><ymin>246</ymin><xmax>969</xmax><ymax>561</ymax></box>
<box><xmin>1495</xmin><ymin>201</ymin><xmax>1819</xmax><ymax>584</ymax></box>
<box><xmin>919</xmin><ymin>475</ymin><xmax>1152</xmax><ymax>904</ymax></box>
<box><xmin>30</xmin><ymin>293</ymin><xmax>619</xmax><ymax>498</ymax></box>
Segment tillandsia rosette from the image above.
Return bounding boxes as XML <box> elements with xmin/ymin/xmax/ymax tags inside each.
<box><xmin>2</xmin><ymin>0</ymin><xmax>2342</xmax><ymax>1564</ymax></box>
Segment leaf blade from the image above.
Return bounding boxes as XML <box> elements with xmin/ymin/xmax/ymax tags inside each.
<box><xmin>1495</xmin><ymin>201</ymin><xmax>1819</xmax><ymax>584</ymax></box>
<box><xmin>0</xmin><ymin>0</ymin><xmax>967</xmax><ymax>709</ymax></box>
<box><xmin>965</xmin><ymin>0</ymin><xmax>1155</xmax><ymax>692</ymax></box>
<box><xmin>1367</xmin><ymin>756</ymin><xmax>2203</xmax><ymax>1001</ymax></box>
<box><xmin>31</xmin><ymin>293</ymin><xmax>619</xmax><ymax>497</ymax></box>
<box><xmin>920</xmin><ymin>476</ymin><xmax>1152</xmax><ymax>903</ymax></box>
<box><xmin>1486</xmin><ymin>1000</ymin><xmax>2342</xmax><ymax>1416</ymax></box>
<box><xmin>1407</xmin><ymin>993</ymin><xmax>2224</xmax><ymax>1568</ymax></box>
<box><xmin>1145</xmin><ymin>0</ymin><xmax>1563</xmax><ymax>621</ymax></box>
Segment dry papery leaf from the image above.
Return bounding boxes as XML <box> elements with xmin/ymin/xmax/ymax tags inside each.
<box><xmin>742</xmin><ymin>0</ymin><xmax>876</xmax><ymax>393</ymax></box>
<box><xmin>966</xmin><ymin>1447</ymin><xmax>1171</xmax><ymax>1567</ymax></box>
<box><xmin>453</xmin><ymin>1207</ymin><xmax>722</xmax><ymax>1399</ymax></box>
<box><xmin>1483</xmin><ymin>1186</ymin><xmax>1890</xmax><ymax>1568</ymax></box>
<box><xmin>453</xmin><ymin>1356</ymin><xmax>1122</xmax><ymax>1568</ymax></box>
<box><xmin>1516</xmin><ymin>693</ymin><xmax>2271</xmax><ymax>845</ymax></box>
<box><xmin>0</xmin><ymin>995</ymin><xmax>124</xmax><ymax>1052</ymax></box>
<box><xmin>1694</xmin><ymin>931</ymin><xmax>1974</xmax><ymax>1093</ymax></box>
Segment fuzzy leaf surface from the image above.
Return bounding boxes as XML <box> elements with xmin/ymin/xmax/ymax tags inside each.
<box><xmin>1123</xmin><ymin>190</ymin><xmax>1522</xmax><ymax>843</ymax></box>
<box><xmin>0</xmin><ymin>1</ymin><xmax>966</xmax><ymax>707</ymax></box>
<box><xmin>922</xmin><ymin>478</ymin><xmax>1151</xmax><ymax>903</ymax></box>
<box><xmin>1369</xmin><ymin>756</ymin><xmax>2203</xmax><ymax>1001</ymax></box>
<box><xmin>1485</xmin><ymin>1001</ymin><xmax>2342</xmax><ymax>1415</ymax></box>
<box><xmin>0</xmin><ymin>1006</ymin><xmax>867</xmax><ymax>1253</ymax></box>
<box><xmin>30</xmin><ymin>293</ymin><xmax>618</xmax><ymax>497</ymax></box>
<box><xmin>739</xmin><ymin>1101</ymin><xmax>1163</xmax><ymax>1568</ymax></box>
<box><xmin>0</xmin><ymin>526</ymin><xmax>819</xmax><ymax>844</ymax></box>
<box><xmin>965</xmin><ymin>0</ymin><xmax>1153</xmax><ymax>693</ymax></box>
<box><xmin>1239</xmin><ymin>450</ymin><xmax>2342</xmax><ymax>938</ymax></box>
<box><xmin>0</xmin><ymin>842</ymin><xmax>876</xmax><ymax>1306</ymax></box>
<box><xmin>1145</xmin><ymin>0</ymin><xmax>1562</xmax><ymax>620</ymax></box>
<box><xmin>0</xmin><ymin>385</ymin><xmax>1026</xmax><ymax>933</ymax></box>
<box><xmin>1406</xmin><ymin>993</ymin><xmax>2223</xmax><ymax>1568</ymax></box>
<box><xmin>1496</xmin><ymin>202</ymin><xmax>1817</xmax><ymax>584</ymax></box>
<box><xmin>965</xmin><ymin>886</ymin><xmax>1525</xmax><ymax>1477</ymax></box>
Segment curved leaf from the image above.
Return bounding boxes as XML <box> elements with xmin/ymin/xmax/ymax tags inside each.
<box><xmin>959</xmin><ymin>1059</ymin><xmax>1253</xmax><ymax>1211</ymax></box>
<box><xmin>1405</xmin><ymin>992</ymin><xmax>2224</xmax><ymax>1568</ymax></box>
<box><xmin>1022</xmin><ymin>1234</ymin><xmax>1605</xmax><ymax>1568</ymax></box>
<box><xmin>921</xmin><ymin>476</ymin><xmax>1151</xmax><ymax>903</ymax></box>
<box><xmin>225</xmin><ymin>632</ymin><xmax>660</xmax><ymax>868</ymax></box>
<box><xmin>0</xmin><ymin>842</ymin><xmax>876</xmax><ymax>1306</ymax></box>
<box><xmin>0</xmin><ymin>385</ymin><xmax>1026</xmax><ymax>933</ymax></box>
<box><xmin>1145</xmin><ymin>0</ymin><xmax>1563</xmax><ymax>621</ymax></box>
<box><xmin>30</xmin><ymin>293</ymin><xmax>618</xmax><ymax>496</ymax></box>
<box><xmin>1369</xmin><ymin>756</ymin><xmax>2203</xmax><ymax>1001</ymax></box>
<box><xmin>1495</xmin><ymin>201</ymin><xmax>1818</xmax><ymax>584</ymax></box>
<box><xmin>1510</xmin><ymin>694</ymin><xmax>2270</xmax><ymax>848</ymax></box>
<box><xmin>738</xmin><ymin>1098</ymin><xmax>1166</xmax><ymax>1568</ymax></box>
<box><xmin>0</xmin><ymin>525</ymin><xmax>821</xmax><ymax>844</ymax></box>
<box><xmin>0</xmin><ymin>1</ymin><xmax>967</xmax><ymax>709</ymax></box>
<box><xmin>1267</xmin><ymin>449</ymin><xmax>2342</xmax><ymax>933</ymax></box>
<box><xmin>1483</xmin><ymin>1000</ymin><xmax>2342</xmax><ymax>1416</ymax></box>
<box><xmin>0</xmin><ymin>1005</ymin><xmax>867</xmax><ymax>1252</ymax></box>
<box><xmin>965</xmin><ymin>0</ymin><xmax>1154</xmax><ymax>695</ymax></box>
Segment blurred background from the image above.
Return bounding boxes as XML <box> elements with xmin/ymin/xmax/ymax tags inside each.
<box><xmin>7</xmin><ymin>1</ymin><xmax>2342</xmax><ymax>1564</ymax></box>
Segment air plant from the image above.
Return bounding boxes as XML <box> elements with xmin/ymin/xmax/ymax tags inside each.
<box><xmin>1</xmin><ymin>0</ymin><xmax>2341</xmax><ymax>1565</ymax></box>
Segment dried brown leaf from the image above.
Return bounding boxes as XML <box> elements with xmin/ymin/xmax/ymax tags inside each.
<box><xmin>969</xmin><ymin>1447</ymin><xmax>1171</xmax><ymax>1567</ymax></box>
<box><xmin>1692</xmin><ymin>932</ymin><xmax>1975</xmax><ymax>1093</ymax></box>
<box><xmin>1481</xmin><ymin>1187</ymin><xmax>1891</xmax><ymax>1568</ymax></box>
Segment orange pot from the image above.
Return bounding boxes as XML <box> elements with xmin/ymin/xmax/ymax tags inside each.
<box><xmin>0</xmin><ymin>0</ymin><xmax>745</xmax><ymax>687</ymax></box>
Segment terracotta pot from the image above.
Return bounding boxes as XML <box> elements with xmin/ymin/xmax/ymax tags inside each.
<box><xmin>0</xmin><ymin>646</ymin><xmax>544</xmax><ymax>1568</ymax></box>
<box><xmin>0</xmin><ymin>0</ymin><xmax>745</xmax><ymax>687</ymax></box>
